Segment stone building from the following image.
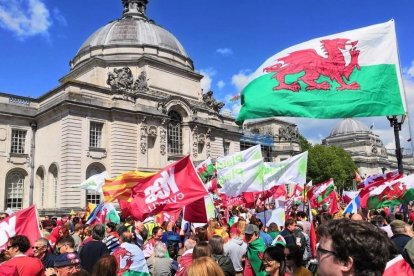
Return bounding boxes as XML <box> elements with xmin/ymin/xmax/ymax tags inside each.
<box><xmin>242</xmin><ymin>118</ymin><xmax>301</xmax><ymax>162</ymax></box>
<box><xmin>323</xmin><ymin>118</ymin><xmax>414</xmax><ymax>177</ymax></box>
<box><xmin>0</xmin><ymin>0</ymin><xmax>242</xmax><ymax>213</ymax></box>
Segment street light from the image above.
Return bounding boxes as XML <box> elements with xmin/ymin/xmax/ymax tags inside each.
<box><xmin>387</xmin><ymin>115</ymin><xmax>406</xmax><ymax>174</ymax></box>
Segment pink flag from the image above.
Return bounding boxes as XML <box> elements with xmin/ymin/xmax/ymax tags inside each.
<box><xmin>0</xmin><ymin>205</ymin><xmax>42</xmax><ymax>252</ymax></box>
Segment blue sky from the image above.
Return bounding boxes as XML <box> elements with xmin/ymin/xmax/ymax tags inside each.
<box><xmin>1</xmin><ymin>0</ymin><xmax>414</xmax><ymax>153</ymax></box>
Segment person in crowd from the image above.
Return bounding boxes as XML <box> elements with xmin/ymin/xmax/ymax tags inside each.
<box><xmin>390</xmin><ymin>219</ymin><xmax>413</xmax><ymax>254</ymax></box>
<box><xmin>260</xmin><ymin>245</ymin><xmax>287</xmax><ymax>276</ymax></box>
<box><xmin>192</xmin><ymin>241</ymin><xmax>212</xmax><ymax>259</ymax></box>
<box><xmin>91</xmin><ymin>255</ymin><xmax>118</xmax><ymax>276</ymax></box>
<box><xmin>103</xmin><ymin>222</ymin><xmax>120</xmax><ymax>253</ymax></box>
<box><xmin>113</xmin><ymin>231</ymin><xmax>149</xmax><ymax>275</ymax></box>
<box><xmin>143</xmin><ymin>226</ymin><xmax>165</xmax><ymax>258</ymax></box>
<box><xmin>161</xmin><ymin>221</ymin><xmax>181</xmax><ymax>260</ymax></box>
<box><xmin>79</xmin><ymin>224</ymin><xmax>110</xmax><ymax>273</ymax></box>
<box><xmin>32</xmin><ymin>237</ymin><xmax>55</xmax><ymax>269</ymax></box>
<box><xmin>59</xmin><ymin>225</ymin><xmax>71</xmax><ymax>240</ymax></box>
<box><xmin>280</xmin><ymin>218</ymin><xmax>297</xmax><ymax>246</ymax></box>
<box><xmin>244</xmin><ymin>223</ymin><xmax>266</xmax><ymax>276</ymax></box>
<box><xmin>134</xmin><ymin>220</ymin><xmax>148</xmax><ymax>249</ymax></box>
<box><xmin>293</xmin><ymin>222</ymin><xmax>309</xmax><ymax>262</ymax></box>
<box><xmin>72</xmin><ymin>223</ymin><xmax>83</xmax><ymax>252</ymax></box>
<box><xmin>296</xmin><ymin>212</ymin><xmax>311</xmax><ymax>236</ymax></box>
<box><xmin>187</xmin><ymin>256</ymin><xmax>225</xmax><ymax>276</ymax></box>
<box><xmin>81</xmin><ymin>225</ymin><xmax>93</xmax><ymax>246</ymax></box>
<box><xmin>45</xmin><ymin>239</ymin><xmax>81</xmax><ymax>276</ymax></box>
<box><xmin>285</xmin><ymin>244</ymin><xmax>312</xmax><ymax>276</ymax></box>
<box><xmin>195</xmin><ymin>226</ymin><xmax>208</xmax><ymax>242</ymax></box>
<box><xmin>48</xmin><ymin>225</ymin><xmax>61</xmax><ymax>249</ymax></box>
<box><xmin>267</xmin><ymin>223</ymin><xmax>280</xmax><ymax>240</ymax></box>
<box><xmin>209</xmin><ymin>235</ymin><xmax>235</xmax><ymax>276</ymax></box>
<box><xmin>350</xmin><ymin>213</ymin><xmax>364</xmax><ymax>221</ymax></box>
<box><xmin>317</xmin><ymin>219</ymin><xmax>392</xmax><ymax>276</ymax></box>
<box><xmin>224</xmin><ymin>228</ymin><xmax>247</xmax><ymax>276</ymax></box>
<box><xmin>0</xmin><ymin>212</ymin><xmax>9</xmax><ymax>219</ymax></box>
<box><xmin>257</xmin><ymin>220</ymin><xmax>273</xmax><ymax>247</ymax></box>
<box><xmin>1</xmin><ymin>235</ymin><xmax>44</xmax><ymax>275</ymax></box>
<box><xmin>176</xmin><ymin>237</ymin><xmax>197</xmax><ymax>276</ymax></box>
<box><xmin>146</xmin><ymin>241</ymin><xmax>176</xmax><ymax>276</ymax></box>
<box><xmin>124</xmin><ymin>216</ymin><xmax>135</xmax><ymax>233</ymax></box>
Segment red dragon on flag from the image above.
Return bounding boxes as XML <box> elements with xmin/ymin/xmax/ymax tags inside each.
<box><xmin>263</xmin><ymin>38</ymin><xmax>361</xmax><ymax>92</ymax></box>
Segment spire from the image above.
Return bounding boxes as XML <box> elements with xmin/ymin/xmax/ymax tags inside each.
<box><xmin>121</xmin><ymin>0</ymin><xmax>148</xmax><ymax>19</ymax></box>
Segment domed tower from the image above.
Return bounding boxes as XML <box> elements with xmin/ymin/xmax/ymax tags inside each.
<box><xmin>16</xmin><ymin>0</ymin><xmax>240</xmax><ymax>213</ymax></box>
<box><xmin>322</xmin><ymin>118</ymin><xmax>389</xmax><ymax>177</ymax></box>
<box><xmin>70</xmin><ymin>0</ymin><xmax>193</xmax><ymax>71</ymax></box>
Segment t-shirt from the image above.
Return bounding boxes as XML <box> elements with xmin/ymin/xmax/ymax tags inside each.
<box><xmin>1</xmin><ymin>255</ymin><xmax>44</xmax><ymax>276</ymax></box>
<box><xmin>79</xmin><ymin>240</ymin><xmax>110</xmax><ymax>273</ymax></box>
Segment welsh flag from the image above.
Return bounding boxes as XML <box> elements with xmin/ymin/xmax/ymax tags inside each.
<box><xmin>236</xmin><ymin>20</ymin><xmax>406</xmax><ymax>124</ymax></box>
<box><xmin>365</xmin><ymin>174</ymin><xmax>414</xmax><ymax>209</ymax></box>
<box><xmin>196</xmin><ymin>158</ymin><xmax>215</xmax><ymax>182</ymax></box>
<box><xmin>307</xmin><ymin>179</ymin><xmax>335</xmax><ymax>207</ymax></box>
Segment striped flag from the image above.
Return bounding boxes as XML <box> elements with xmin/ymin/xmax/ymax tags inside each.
<box><xmin>102</xmin><ymin>171</ymin><xmax>156</xmax><ymax>202</ymax></box>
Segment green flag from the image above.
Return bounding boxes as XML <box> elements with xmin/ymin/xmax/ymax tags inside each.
<box><xmin>236</xmin><ymin>20</ymin><xmax>406</xmax><ymax>124</ymax></box>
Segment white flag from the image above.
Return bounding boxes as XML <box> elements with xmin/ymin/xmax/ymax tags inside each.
<box><xmin>78</xmin><ymin>171</ymin><xmax>108</xmax><ymax>192</ymax></box>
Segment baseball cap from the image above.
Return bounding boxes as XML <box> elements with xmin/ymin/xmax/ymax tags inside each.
<box><xmin>245</xmin><ymin>224</ymin><xmax>259</xmax><ymax>235</ymax></box>
<box><xmin>54</xmin><ymin>253</ymin><xmax>81</xmax><ymax>268</ymax></box>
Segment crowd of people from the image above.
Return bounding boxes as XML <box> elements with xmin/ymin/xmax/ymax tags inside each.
<box><xmin>2</xmin><ymin>205</ymin><xmax>414</xmax><ymax>276</ymax></box>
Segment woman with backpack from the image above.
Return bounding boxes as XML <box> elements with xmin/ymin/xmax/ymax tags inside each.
<box><xmin>209</xmin><ymin>235</ymin><xmax>236</xmax><ymax>276</ymax></box>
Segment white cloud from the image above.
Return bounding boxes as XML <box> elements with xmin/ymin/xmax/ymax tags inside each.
<box><xmin>217</xmin><ymin>80</ymin><xmax>225</xmax><ymax>90</ymax></box>
<box><xmin>0</xmin><ymin>0</ymin><xmax>51</xmax><ymax>37</ymax></box>
<box><xmin>52</xmin><ymin>7</ymin><xmax>67</xmax><ymax>26</ymax></box>
<box><xmin>406</xmin><ymin>60</ymin><xmax>414</xmax><ymax>78</ymax></box>
<box><xmin>199</xmin><ymin>68</ymin><xmax>216</xmax><ymax>92</ymax></box>
<box><xmin>231</xmin><ymin>70</ymin><xmax>254</xmax><ymax>92</ymax></box>
<box><xmin>216</xmin><ymin>48</ymin><xmax>233</xmax><ymax>56</ymax></box>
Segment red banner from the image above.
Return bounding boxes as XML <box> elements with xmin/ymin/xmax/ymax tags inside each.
<box><xmin>0</xmin><ymin>205</ymin><xmax>42</xmax><ymax>252</ymax></box>
<box><xmin>127</xmin><ymin>156</ymin><xmax>208</xmax><ymax>221</ymax></box>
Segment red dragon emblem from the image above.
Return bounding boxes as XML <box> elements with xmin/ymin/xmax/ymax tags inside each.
<box><xmin>264</xmin><ymin>38</ymin><xmax>361</xmax><ymax>92</ymax></box>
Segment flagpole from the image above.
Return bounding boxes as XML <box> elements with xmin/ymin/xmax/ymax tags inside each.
<box><xmin>393</xmin><ymin>19</ymin><xmax>414</xmax><ymax>164</ymax></box>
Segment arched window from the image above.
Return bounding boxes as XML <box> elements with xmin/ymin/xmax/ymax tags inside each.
<box><xmin>6</xmin><ymin>171</ymin><xmax>25</xmax><ymax>209</ymax></box>
<box><xmin>36</xmin><ymin>167</ymin><xmax>45</xmax><ymax>208</ymax></box>
<box><xmin>168</xmin><ymin>110</ymin><xmax>182</xmax><ymax>155</ymax></box>
<box><xmin>86</xmin><ymin>163</ymin><xmax>105</xmax><ymax>205</ymax></box>
<box><xmin>48</xmin><ymin>164</ymin><xmax>58</xmax><ymax>208</ymax></box>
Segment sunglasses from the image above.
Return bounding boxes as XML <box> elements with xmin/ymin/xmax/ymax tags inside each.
<box><xmin>0</xmin><ymin>217</ymin><xmax>6</xmax><ymax>220</ymax></box>
<box><xmin>32</xmin><ymin>246</ymin><xmax>43</xmax><ymax>250</ymax></box>
<box><xmin>262</xmin><ymin>257</ymin><xmax>275</xmax><ymax>263</ymax></box>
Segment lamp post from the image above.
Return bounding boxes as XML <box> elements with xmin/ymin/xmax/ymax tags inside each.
<box><xmin>387</xmin><ymin>115</ymin><xmax>406</xmax><ymax>174</ymax></box>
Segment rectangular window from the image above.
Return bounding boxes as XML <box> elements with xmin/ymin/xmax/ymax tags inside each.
<box><xmin>89</xmin><ymin>122</ymin><xmax>103</xmax><ymax>148</ymax></box>
<box><xmin>11</xmin><ymin>129</ymin><xmax>26</xmax><ymax>154</ymax></box>
<box><xmin>86</xmin><ymin>191</ymin><xmax>101</xmax><ymax>205</ymax></box>
<box><xmin>224</xmin><ymin>142</ymin><xmax>230</xmax><ymax>156</ymax></box>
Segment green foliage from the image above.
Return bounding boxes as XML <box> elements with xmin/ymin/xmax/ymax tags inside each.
<box><xmin>298</xmin><ymin>134</ymin><xmax>312</xmax><ymax>152</ymax></box>
<box><xmin>307</xmin><ymin>144</ymin><xmax>357</xmax><ymax>191</ymax></box>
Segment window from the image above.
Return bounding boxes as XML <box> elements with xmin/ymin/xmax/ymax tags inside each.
<box><xmin>168</xmin><ymin>111</ymin><xmax>182</xmax><ymax>155</ymax></box>
<box><xmin>224</xmin><ymin>142</ymin><xmax>230</xmax><ymax>156</ymax></box>
<box><xmin>89</xmin><ymin>122</ymin><xmax>103</xmax><ymax>148</ymax></box>
<box><xmin>6</xmin><ymin>171</ymin><xmax>24</xmax><ymax>210</ymax></box>
<box><xmin>86</xmin><ymin>191</ymin><xmax>101</xmax><ymax>205</ymax></box>
<box><xmin>11</xmin><ymin>129</ymin><xmax>26</xmax><ymax>154</ymax></box>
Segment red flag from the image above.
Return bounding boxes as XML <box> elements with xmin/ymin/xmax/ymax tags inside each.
<box><xmin>308</xmin><ymin>202</ymin><xmax>317</xmax><ymax>258</ymax></box>
<box><xmin>328</xmin><ymin>191</ymin><xmax>339</xmax><ymax>215</ymax></box>
<box><xmin>0</xmin><ymin>205</ymin><xmax>42</xmax><ymax>252</ymax></box>
<box><xmin>184</xmin><ymin>197</ymin><xmax>207</xmax><ymax>223</ymax></box>
<box><xmin>127</xmin><ymin>156</ymin><xmax>208</xmax><ymax>221</ymax></box>
<box><xmin>156</xmin><ymin>209</ymin><xmax>182</xmax><ymax>225</ymax></box>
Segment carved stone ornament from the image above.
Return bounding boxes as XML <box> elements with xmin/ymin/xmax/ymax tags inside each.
<box><xmin>372</xmin><ymin>145</ymin><xmax>378</xmax><ymax>154</ymax></box>
<box><xmin>107</xmin><ymin>67</ymin><xmax>149</xmax><ymax>102</ymax></box>
<box><xmin>202</xmin><ymin>91</ymin><xmax>225</xmax><ymax>113</ymax></box>
<box><xmin>278</xmin><ymin>125</ymin><xmax>299</xmax><ymax>141</ymax></box>
<box><xmin>192</xmin><ymin>126</ymin><xmax>198</xmax><ymax>158</ymax></box>
<box><xmin>140</xmin><ymin>125</ymin><xmax>148</xmax><ymax>154</ymax></box>
<box><xmin>159</xmin><ymin>128</ymin><xmax>167</xmax><ymax>155</ymax></box>
<box><xmin>198</xmin><ymin>134</ymin><xmax>206</xmax><ymax>145</ymax></box>
<box><xmin>157</xmin><ymin>102</ymin><xmax>167</xmax><ymax>114</ymax></box>
<box><xmin>147</xmin><ymin>125</ymin><xmax>157</xmax><ymax>137</ymax></box>
<box><xmin>206</xmin><ymin>128</ymin><xmax>212</xmax><ymax>158</ymax></box>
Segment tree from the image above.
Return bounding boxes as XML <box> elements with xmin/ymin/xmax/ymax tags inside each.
<box><xmin>298</xmin><ymin>134</ymin><xmax>312</xmax><ymax>152</ymax></box>
<box><xmin>307</xmin><ymin>144</ymin><xmax>357</xmax><ymax>191</ymax></box>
